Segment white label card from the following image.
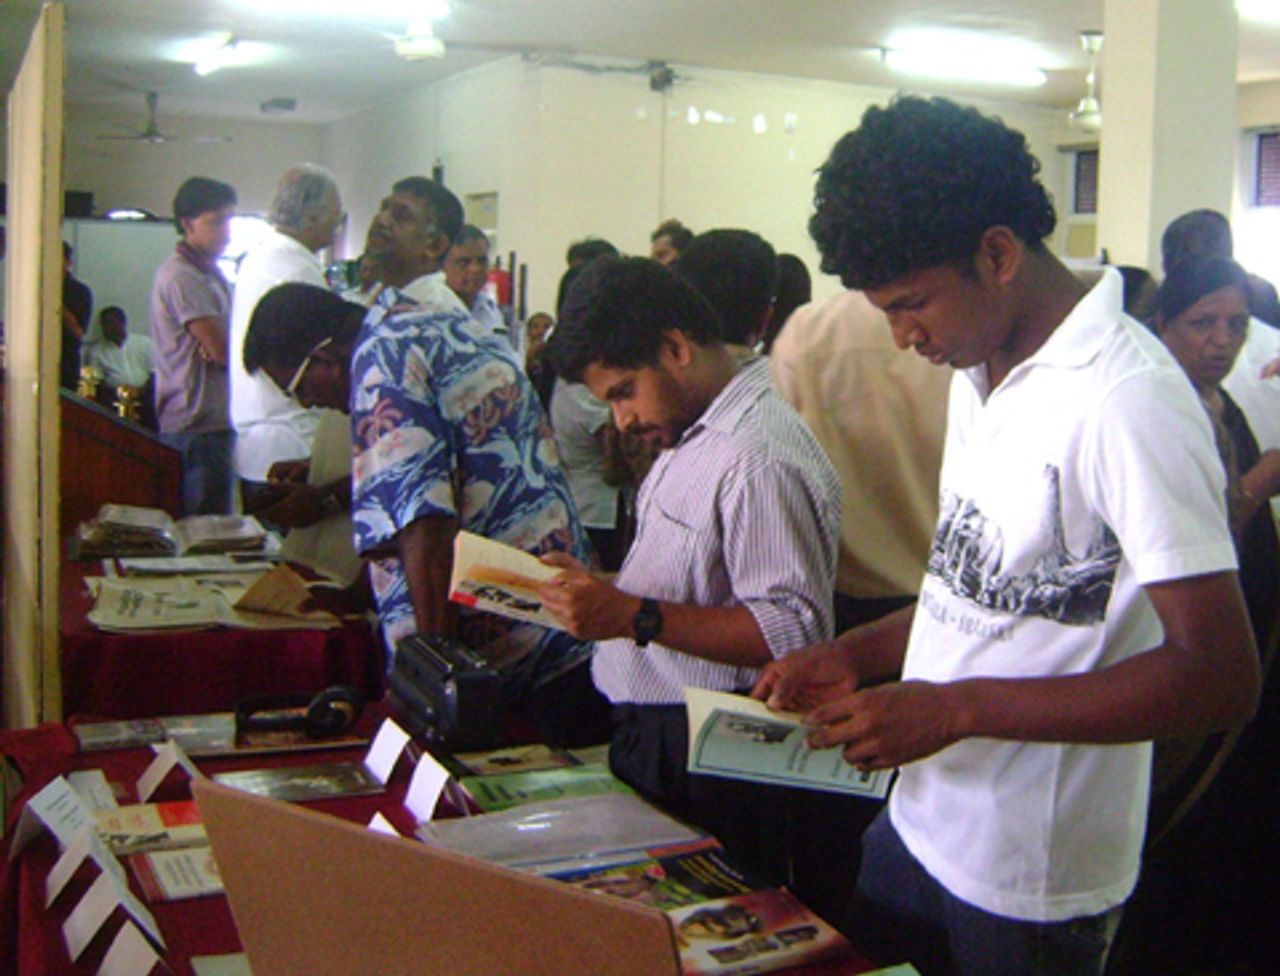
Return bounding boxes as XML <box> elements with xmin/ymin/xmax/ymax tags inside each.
<box><xmin>11</xmin><ymin>777</ymin><xmax>95</xmax><ymax>855</ymax></box>
<box><xmin>404</xmin><ymin>752</ymin><xmax>452</xmax><ymax>822</ymax></box>
<box><xmin>68</xmin><ymin>769</ymin><xmax>120</xmax><ymax>812</ymax></box>
<box><xmin>137</xmin><ymin>740</ymin><xmax>201</xmax><ymax>801</ymax></box>
<box><xmin>367</xmin><ymin>812</ymin><xmax>400</xmax><ymax>837</ymax></box>
<box><xmin>365</xmin><ymin>718</ymin><xmax>411</xmax><ymax>784</ymax></box>
<box><xmin>63</xmin><ymin>872</ymin><xmax>118</xmax><ymax>962</ymax></box>
<box><xmin>97</xmin><ymin>921</ymin><xmax>161</xmax><ymax>976</ymax></box>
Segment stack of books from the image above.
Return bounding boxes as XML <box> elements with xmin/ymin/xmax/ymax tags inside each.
<box><xmin>75</xmin><ymin>504</ymin><xmax>268</xmax><ymax>559</ymax></box>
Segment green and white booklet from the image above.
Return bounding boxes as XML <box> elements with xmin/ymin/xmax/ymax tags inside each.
<box><xmin>684</xmin><ymin>688</ymin><xmax>893</xmax><ymax>799</ymax></box>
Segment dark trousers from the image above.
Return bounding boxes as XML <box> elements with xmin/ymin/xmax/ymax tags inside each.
<box><xmin>162</xmin><ymin>429</ymin><xmax>235</xmax><ymax>516</ymax></box>
<box><xmin>608</xmin><ymin>702</ymin><xmax>792</xmax><ymax>887</ymax></box>
<box><xmin>852</xmin><ymin>811</ymin><xmax>1117</xmax><ymax>976</ymax></box>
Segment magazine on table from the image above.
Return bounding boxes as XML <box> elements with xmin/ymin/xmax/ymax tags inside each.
<box><xmin>129</xmin><ymin>845</ymin><xmax>224</xmax><ymax>901</ymax></box>
<box><xmin>418</xmin><ymin>792</ymin><xmax>707</xmax><ymax>873</ymax></box>
<box><xmin>73</xmin><ymin>711</ymin><xmax>368</xmax><ymax>757</ymax></box>
<box><xmin>459</xmin><ymin>763</ymin><xmax>634</xmax><ymax>812</ymax></box>
<box><xmin>450</xmin><ymin>742</ymin><xmax>581</xmax><ymax>777</ymax></box>
<box><xmin>212</xmin><ymin>760</ymin><xmax>384</xmax><ymax>803</ymax></box>
<box><xmin>546</xmin><ymin>839</ymin><xmax>851</xmax><ymax>975</ymax></box>
<box><xmin>95</xmin><ymin>800</ymin><xmax>207</xmax><ymax>855</ymax></box>
<box><xmin>685</xmin><ymin>688</ymin><xmax>893</xmax><ymax>800</ymax></box>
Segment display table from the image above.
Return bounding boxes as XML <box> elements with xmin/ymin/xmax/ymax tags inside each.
<box><xmin>60</xmin><ymin>563</ymin><xmax>385</xmax><ymax>719</ymax></box>
<box><xmin>0</xmin><ymin>723</ymin><xmax>877</xmax><ymax>976</ymax></box>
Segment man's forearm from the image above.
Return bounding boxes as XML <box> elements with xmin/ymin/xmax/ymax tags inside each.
<box><xmin>942</xmin><ymin>573</ymin><xmax>1259</xmax><ymax>745</ymax></box>
<box><xmin>834</xmin><ymin>603</ymin><xmax>915</xmax><ymax>684</ymax></box>
<box><xmin>397</xmin><ymin>514</ymin><xmax>460</xmax><ymax>637</ymax></box>
<box><xmin>643</xmin><ymin>601</ymin><xmax>772</xmax><ymax>667</ymax></box>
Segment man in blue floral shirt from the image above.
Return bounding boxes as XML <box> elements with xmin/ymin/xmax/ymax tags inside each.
<box><xmin>242</xmin><ymin>181</ymin><xmax>608</xmax><ymax>744</ymax></box>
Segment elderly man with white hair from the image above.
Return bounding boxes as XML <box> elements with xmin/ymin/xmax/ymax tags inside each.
<box><xmin>229</xmin><ymin>163</ymin><xmax>346</xmax><ymax>506</ymax></box>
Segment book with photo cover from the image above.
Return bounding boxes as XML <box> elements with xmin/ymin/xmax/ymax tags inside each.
<box><xmin>73</xmin><ymin>711</ymin><xmax>368</xmax><ymax>757</ymax></box>
<box><xmin>669</xmin><ymin>889</ymin><xmax>849</xmax><ymax>975</ymax></box>
<box><xmin>212</xmin><ymin>760</ymin><xmax>384</xmax><ymax>803</ymax></box>
<box><xmin>546</xmin><ymin>841</ymin><xmax>851</xmax><ymax>975</ymax></box>
<box><xmin>685</xmin><ymin>688</ymin><xmax>893</xmax><ymax>800</ymax></box>
<box><xmin>460</xmin><ymin>763</ymin><xmax>633</xmax><ymax>812</ymax></box>
<box><xmin>95</xmin><ymin>800</ymin><xmax>207</xmax><ymax>854</ymax></box>
<box><xmin>129</xmin><ymin>845</ymin><xmax>224</xmax><ymax>901</ymax></box>
<box><xmin>451</xmin><ymin>743</ymin><xmax>581</xmax><ymax>777</ymax></box>
<box><xmin>75</xmin><ymin>504</ymin><xmax>267</xmax><ymax>558</ymax></box>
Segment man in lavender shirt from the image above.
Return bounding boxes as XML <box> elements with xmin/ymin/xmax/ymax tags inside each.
<box><xmin>538</xmin><ymin>256</ymin><xmax>841</xmax><ymax>885</ymax></box>
<box><xmin>150</xmin><ymin>177</ymin><xmax>237</xmax><ymax>515</ymax></box>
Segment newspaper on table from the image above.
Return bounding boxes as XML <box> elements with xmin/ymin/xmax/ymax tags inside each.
<box><xmin>448</xmin><ymin>530</ymin><xmax>564</xmax><ymax>629</ymax></box>
<box><xmin>684</xmin><ymin>688</ymin><xmax>892</xmax><ymax>800</ymax></box>
<box><xmin>86</xmin><ymin>563</ymin><xmax>338</xmax><ymax>631</ymax></box>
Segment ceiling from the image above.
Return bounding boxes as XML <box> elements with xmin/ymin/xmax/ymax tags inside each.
<box><xmin>3</xmin><ymin>1</ymin><xmax>1280</xmax><ymax>125</ymax></box>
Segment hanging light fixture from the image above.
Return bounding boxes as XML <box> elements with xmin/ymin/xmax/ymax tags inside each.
<box><xmin>1069</xmin><ymin>31</ymin><xmax>1104</xmax><ymax>133</ymax></box>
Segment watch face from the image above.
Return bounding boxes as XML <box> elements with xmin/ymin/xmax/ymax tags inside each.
<box><xmin>633</xmin><ymin>599</ymin><xmax>662</xmax><ymax>645</ymax></box>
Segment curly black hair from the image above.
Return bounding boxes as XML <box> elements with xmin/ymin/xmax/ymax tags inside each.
<box><xmin>549</xmin><ymin>256</ymin><xmax>721</xmax><ymax>382</ymax></box>
<box><xmin>809</xmin><ymin>96</ymin><xmax>1057</xmax><ymax>290</ymax></box>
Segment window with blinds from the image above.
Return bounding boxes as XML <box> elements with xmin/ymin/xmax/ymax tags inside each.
<box><xmin>1074</xmin><ymin>149</ymin><xmax>1099</xmax><ymax>215</ymax></box>
<box><xmin>1256</xmin><ymin>132</ymin><xmax>1280</xmax><ymax>207</ymax></box>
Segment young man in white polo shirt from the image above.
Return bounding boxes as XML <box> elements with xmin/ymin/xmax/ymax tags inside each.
<box><xmin>755</xmin><ymin>96</ymin><xmax>1259</xmax><ymax>976</ymax></box>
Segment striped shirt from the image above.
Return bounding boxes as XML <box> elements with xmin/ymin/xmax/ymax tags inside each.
<box><xmin>593</xmin><ymin>357</ymin><xmax>841</xmax><ymax>704</ymax></box>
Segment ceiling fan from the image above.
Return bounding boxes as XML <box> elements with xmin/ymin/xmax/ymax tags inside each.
<box><xmin>97</xmin><ymin>91</ymin><xmax>232</xmax><ymax>146</ymax></box>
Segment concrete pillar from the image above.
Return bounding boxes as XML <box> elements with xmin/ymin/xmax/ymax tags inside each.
<box><xmin>1097</xmin><ymin>0</ymin><xmax>1238</xmax><ymax>271</ymax></box>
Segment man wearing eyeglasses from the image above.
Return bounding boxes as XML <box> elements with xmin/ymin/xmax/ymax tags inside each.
<box><xmin>229</xmin><ymin>164</ymin><xmax>346</xmax><ymax>523</ymax></box>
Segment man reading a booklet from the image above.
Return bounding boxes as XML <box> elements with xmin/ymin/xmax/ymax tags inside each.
<box><xmin>538</xmin><ymin>256</ymin><xmax>841</xmax><ymax>885</ymax></box>
<box><xmin>754</xmin><ymin>97</ymin><xmax>1260</xmax><ymax>976</ymax></box>
<box><xmin>242</xmin><ymin>182</ymin><xmax>611</xmax><ymax>747</ymax></box>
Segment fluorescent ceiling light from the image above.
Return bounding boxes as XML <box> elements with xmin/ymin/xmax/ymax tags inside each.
<box><xmin>192</xmin><ymin>38</ymin><xmax>273</xmax><ymax>76</ymax></box>
<box><xmin>1238</xmin><ymin>1</ymin><xmax>1280</xmax><ymax>25</ymax></box>
<box><xmin>105</xmin><ymin>208</ymin><xmax>153</xmax><ymax>221</ymax></box>
<box><xmin>882</xmin><ymin>29</ymin><xmax>1050</xmax><ymax>88</ymax></box>
<box><xmin>395</xmin><ymin>30</ymin><xmax>446</xmax><ymax>60</ymax></box>
<box><xmin>243</xmin><ymin>0</ymin><xmax>448</xmax><ymax>18</ymax></box>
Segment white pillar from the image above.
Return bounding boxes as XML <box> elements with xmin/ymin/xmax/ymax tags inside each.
<box><xmin>1097</xmin><ymin>0</ymin><xmax>1238</xmax><ymax>271</ymax></box>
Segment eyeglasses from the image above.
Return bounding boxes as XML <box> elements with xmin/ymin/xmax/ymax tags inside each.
<box><xmin>282</xmin><ymin>336</ymin><xmax>334</xmax><ymax>400</ymax></box>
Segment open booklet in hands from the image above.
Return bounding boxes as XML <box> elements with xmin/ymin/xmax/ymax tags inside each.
<box><xmin>684</xmin><ymin>688</ymin><xmax>893</xmax><ymax>800</ymax></box>
<box><xmin>448</xmin><ymin>531</ymin><xmax>565</xmax><ymax>630</ymax></box>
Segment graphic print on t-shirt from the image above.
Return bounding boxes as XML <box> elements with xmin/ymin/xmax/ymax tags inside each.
<box><xmin>926</xmin><ymin>465</ymin><xmax>1119</xmax><ymax>625</ymax></box>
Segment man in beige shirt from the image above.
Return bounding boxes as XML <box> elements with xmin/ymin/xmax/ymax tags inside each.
<box><xmin>770</xmin><ymin>288</ymin><xmax>950</xmax><ymax>632</ymax></box>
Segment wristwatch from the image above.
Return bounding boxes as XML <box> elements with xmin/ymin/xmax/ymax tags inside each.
<box><xmin>633</xmin><ymin>597</ymin><xmax>663</xmax><ymax>647</ymax></box>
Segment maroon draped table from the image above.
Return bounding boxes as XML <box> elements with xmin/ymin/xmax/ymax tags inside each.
<box><xmin>0</xmin><ymin>721</ymin><xmax>878</xmax><ymax>976</ymax></box>
<box><xmin>60</xmin><ymin>563</ymin><xmax>385</xmax><ymax>719</ymax></box>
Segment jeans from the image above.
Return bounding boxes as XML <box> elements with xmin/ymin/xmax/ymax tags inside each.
<box><xmin>161</xmin><ymin>429</ymin><xmax>236</xmax><ymax>516</ymax></box>
<box><xmin>853</xmin><ymin>810</ymin><xmax>1118</xmax><ymax>976</ymax></box>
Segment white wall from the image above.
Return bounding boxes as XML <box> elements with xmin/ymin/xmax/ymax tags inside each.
<box><xmin>61</xmin><ymin>101</ymin><xmax>326</xmax><ymax>218</ymax></box>
<box><xmin>40</xmin><ymin>59</ymin><xmax>1071</xmax><ymax>323</ymax></box>
<box><xmin>324</xmin><ymin>57</ymin><xmax>1067</xmax><ymax>316</ymax></box>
